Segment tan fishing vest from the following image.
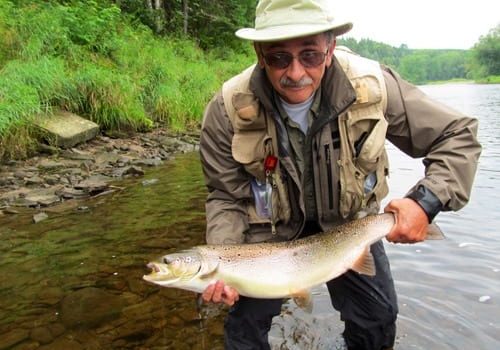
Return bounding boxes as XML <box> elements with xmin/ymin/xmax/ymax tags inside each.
<box><xmin>222</xmin><ymin>47</ymin><xmax>389</xmax><ymax>227</ymax></box>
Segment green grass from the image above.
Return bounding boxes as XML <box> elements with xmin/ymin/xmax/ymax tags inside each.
<box><xmin>476</xmin><ymin>75</ymin><xmax>500</xmax><ymax>84</ymax></box>
<box><xmin>0</xmin><ymin>1</ymin><xmax>255</xmax><ymax>160</ymax></box>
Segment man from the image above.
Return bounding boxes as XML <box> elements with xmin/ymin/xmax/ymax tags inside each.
<box><xmin>199</xmin><ymin>0</ymin><xmax>481</xmax><ymax>349</ymax></box>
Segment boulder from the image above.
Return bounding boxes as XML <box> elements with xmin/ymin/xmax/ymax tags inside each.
<box><xmin>35</xmin><ymin>111</ymin><xmax>99</xmax><ymax>148</ymax></box>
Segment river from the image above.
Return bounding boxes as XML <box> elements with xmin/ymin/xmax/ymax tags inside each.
<box><xmin>0</xmin><ymin>83</ymin><xmax>499</xmax><ymax>349</ymax></box>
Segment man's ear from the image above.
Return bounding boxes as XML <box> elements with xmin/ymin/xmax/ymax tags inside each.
<box><xmin>254</xmin><ymin>42</ymin><xmax>265</xmax><ymax>68</ymax></box>
<box><xmin>326</xmin><ymin>39</ymin><xmax>336</xmax><ymax>68</ymax></box>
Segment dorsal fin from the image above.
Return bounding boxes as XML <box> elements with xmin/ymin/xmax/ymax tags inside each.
<box><xmin>351</xmin><ymin>248</ymin><xmax>376</xmax><ymax>276</ymax></box>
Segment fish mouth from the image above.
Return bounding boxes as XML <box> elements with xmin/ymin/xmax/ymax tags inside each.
<box><xmin>143</xmin><ymin>262</ymin><xmax>177</xmax><ymax>283</ymax></box>
<box><xmin>147</xmin><ymin>262</ymin><xmax>161</xmax><ymax>273</ymax></box>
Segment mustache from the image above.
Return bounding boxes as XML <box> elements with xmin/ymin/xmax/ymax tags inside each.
<box><xmin>280</xmin><ymin>76</ymin><xmax>313</xmax><ymax>88</ymax></box>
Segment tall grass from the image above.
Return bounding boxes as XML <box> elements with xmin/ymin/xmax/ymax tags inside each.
<box><xmin>0</xmin><ymin>0</ymin><xmax>255</xmax><ymax>160</ymax></box>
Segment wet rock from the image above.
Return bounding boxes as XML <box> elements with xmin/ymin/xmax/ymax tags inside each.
<box><xmin>74</xmin><ymin>177</ymin><xmax>109</xmax><ymax>194</ymax></box>
<box><xmin>38</xmin><ymin>337</ymin><xmax>83</xmax><ymax>350</ymax></box>
<box><xmin>37</xmin><ymin>287</ymin><xmax>64</xmax><ymax>306</ymax></box>
<box><xmin>33</xmin><ymin>212</ymin><xmax>49</xmax><ymax>223</ymax></box>
<box><xmin>47</xmin><ymin>323</ymin><xmax>65</xmax><ymax>338</ymax></box>
<box><xmin>38</xmin><ymin>160</ymin><xmax>65</xmax><ymax>171</ymax></box>
<box><xmin>25</xmin><ymin>176</ymin><xmax>44</xmax><ymax>186</ymax></box>
<box><xmin>61</xmin><ymin>149</ymin><xmax>94</xmax><ymax>161</ymax></box>
<box><xmin>56</xmin><ymin>187</ymin><xmax>88</xmax><ymax>199</ymax></box>
<box><xmin>0</xmin><ymin>328</ymin><xmax>30</xmax><ymax>350</ymax></box>
<box><xmin>30</xmin><ymin>326</ymin><xmax>53</xmax><ymax>344</ymax></box>
<box><xmin>60</xmin><ymin>287</ymin><xmax>128</xmax><ymax>329</ymax></box>
<box><xmin>133</xmin><ymin>158</ymin><xmax>163</xmax><ymax>167</ymax></box>
<box><xmin>142</xmin><ymin>178</ymin><xmax>159</xmax><ymax>186</ymax></box>
<box><xmin>113</xmin><ymin>165</ymin><xmax>145</xmax><ymax>177</ymax></box>
<box><xmin>25</xmin><ymin>188</ymin><xmax>61</xmax><ymax>206</ymax></box>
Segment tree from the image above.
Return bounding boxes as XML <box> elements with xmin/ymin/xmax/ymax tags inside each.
<box><xmin>471</xmin><ymin>24</ymin><xmax>500</xmax><ymax>77</ymax></box>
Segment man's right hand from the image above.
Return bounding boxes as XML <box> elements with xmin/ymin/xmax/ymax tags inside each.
<box><xmin>201</xmin><ymin>280</ymin><xmax>240</xmax><ymax>306</ymax></box>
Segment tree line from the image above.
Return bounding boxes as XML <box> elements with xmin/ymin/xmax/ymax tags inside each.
<box><xmin>114</xmin><ymin>0</ymin><xmax>499</xmax><ymax>84</ymax></box>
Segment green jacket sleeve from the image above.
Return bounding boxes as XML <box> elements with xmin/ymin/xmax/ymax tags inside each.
<box><xmin>383</xmin><ymin>67</ymin><xmax>482</xmax><ymax>218</ymax></box>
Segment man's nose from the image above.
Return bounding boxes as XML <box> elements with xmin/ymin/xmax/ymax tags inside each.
<box><xmin>285</xmin><ymin>57</ymin><xmax>307</xmax><ymax>81</ymax></box>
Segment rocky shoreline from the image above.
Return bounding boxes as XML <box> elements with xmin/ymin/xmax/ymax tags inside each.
<box><xmin>0</xmin><ymin>128</ymin><xmax>200</xmax><ymax>222</ymax></box>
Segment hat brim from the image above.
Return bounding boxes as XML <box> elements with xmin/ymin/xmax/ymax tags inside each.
<box><xmin>235</xmin><ymin>22</ymin><xmax>352</xmax><ymax>42</ymax></box>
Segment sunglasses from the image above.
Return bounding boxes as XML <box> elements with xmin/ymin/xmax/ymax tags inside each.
<box><xmin>263</xmin><ymin>50</ymin><xmax>329</xmax><ymax>69</ymax></box>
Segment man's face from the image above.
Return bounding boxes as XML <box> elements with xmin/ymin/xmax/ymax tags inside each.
<box><xmin>256</xmin><ymin>34</ymin><xmax>335</xmax><ymax>104</ymax></box>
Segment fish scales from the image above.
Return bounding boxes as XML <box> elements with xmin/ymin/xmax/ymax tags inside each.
<box><xmin>143</xmin><ymin>213</ymin><xmax>441</xmax><ymax>304</ymax></box>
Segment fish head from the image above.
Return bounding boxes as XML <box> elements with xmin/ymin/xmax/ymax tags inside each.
<box><xmin>143</xmin><ymin>250</ymin><xmax>203</xmax><ymax>287</ymax></box>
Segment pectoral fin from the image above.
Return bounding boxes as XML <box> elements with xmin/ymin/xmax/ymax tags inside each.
<box><xmin>292</xmin><ymin>290</ymin><xmax>313</xmax><ymax>313</ymax></box>
<box><xmin>351</xmin><ymin>248</ymin><xmax>376</xmax><ymax>276</ymax></box>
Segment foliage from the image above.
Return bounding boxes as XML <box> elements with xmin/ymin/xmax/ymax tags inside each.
<box><xmin>469</xmin><ymin>24</ymin><xmax>500</xmax><ymax>79</ymax></box>
<box><xmin>0</xmin><ymin>0</ymin><xmax>255</xmax><ymax>159</ymax></box>
<box><xmin>115</xmin><ymin>0</ymin><xmax>255</xmax><ymax>50</ymax></box>
<box><xmin>338</xmin><ymin>37</ymin><xmax>468</xmax><ymax>84</ymax></box>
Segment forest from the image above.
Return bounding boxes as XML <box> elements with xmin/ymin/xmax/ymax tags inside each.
<box><xmin>0</xmin><ymin>0</ymin><xmax>499</xmax><ymax>159</ymax></box>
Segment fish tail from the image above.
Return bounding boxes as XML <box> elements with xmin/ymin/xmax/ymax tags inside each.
<box><xmin>426</xmin><ymin>222</ymin><xmax>445</xmax><ymax>240</ymax></box>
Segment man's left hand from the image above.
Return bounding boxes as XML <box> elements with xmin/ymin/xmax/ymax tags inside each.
<box><xmin>384</xmin><ymin>198</ymin><xmax>429</xmax><ymax>243</ymax></box>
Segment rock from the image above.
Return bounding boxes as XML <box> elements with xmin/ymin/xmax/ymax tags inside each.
<box><xmin>74</xmin><ymin>178</ymin><xmax>109</xmax><ymax>195</ymax></box>
<box><xmin>0</xmin><ymin>328</ymin><xmax>30</xmax><ymax>350</ymax></box>
<box><xmin>142</xmin><ymin>179</ymin><xmax>159</xmax><ymax>186</ymax></box>
<box><xmin>33</xmin><ymin>212</ymin><xmax>49</xmax><ymax>223</ymax></box>
<box><xmin>59</xmin><ymin>287</ymin><xmax>127</xmax><ymax>329</ymax></box>
<box><xmin>34</xmin><ymin>110</ymin><xmax>99</xmax><ymax>149</ymax></box>
<box><xmin>114</xmin><ymin>166</ymin><xmax>145</xmax><ymax>177</ymax></box>
<box><xmin>25</xmin><ymin>176</ymin><xmax>44</xmax><ymax>186</ymax></box>
<box><xmin>132</xmin><ymin>158</ymin><xmax>163</xmax><ymax>167</ymax></box>
<box><xmin>38</xmin><ymin>159</ymin><xmax>65</xmax><ymax>170</ymax></box>
<box><xmin>37</xmin><ymin>287</ymin><xmax>64</xmax><ymax>306</ymax></box>
<box><xmin>47</xmin><ymin>323</ymin><xmax>65</xmax><ymax>338</ymax></box>
<box><xmin>24</xmin><ymin>188</ymin><xmax>62</xmax><ymax>207</ymax></box>
<box><xmin>38</xmin><ymin>337</ymin><xmax>83</xmax><ymax>350</ymax></box>
<box><xmin>29</xmin><ymin>326</ymin><xmax>53</xmax><ymax>344</ymax></box>
<box><xmin>55</xmin><ymin>187</ymin><xmax>88</xmax><ymax>199</ymax></box>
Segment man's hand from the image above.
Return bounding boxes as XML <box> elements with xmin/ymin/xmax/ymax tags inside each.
<box><xmin>201</xmin><ymin>280</ymin><xmax>240</xmax><ymax>306</ymax></box>
<box><xmin>384</xmin><ymin>198</ymin><xmax>429</xmax><ymax>243</ymax></box>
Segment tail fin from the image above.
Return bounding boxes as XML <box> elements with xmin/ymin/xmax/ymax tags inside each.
<box><xmin>426</xmin><ymin>222</ymin><xmax>445</xmax><ymax>240</ymax></box>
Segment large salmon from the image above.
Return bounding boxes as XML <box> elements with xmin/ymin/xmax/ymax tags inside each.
<box><xmin>143</xmin><ymin>213</ymin><xmax>443</xmax><ymax>308</ymax></box>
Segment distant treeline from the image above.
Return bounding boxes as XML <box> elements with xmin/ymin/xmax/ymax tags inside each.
<box><xmin>338</xmin><ymin>38</ymin><xmax>469</xmax><ymax>85</ymax></box>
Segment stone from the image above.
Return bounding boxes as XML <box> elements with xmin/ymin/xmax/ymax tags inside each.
<box><xmin>34</xmin><ymin>110</ymin><xmax>99</xmax><ymax>148</ymax></box>
<box><xmin>38</xmin><ymin>337</ymin><xmax>83</xmax><ymax>350</ymax></box>
<box><xmin>59</xmin><ymin>287</ymin><xmax>127</xmax><ymax>329</ymax></box>
<box><xmin>0</xmin><ymin>329</ymin><xmax>30</xmax><ymax>350</ymax></box>
<box><xmin>29</xmin><ymin>326</ymin><xmax>53</xmax><ymax>344</ymax></box>
<box><xmin>24</xmin><ymin>188</ymin><xmax>62</xmax><ymax>206</ymax></box>
<box><xmin>33</xmin><ymin>212</ymin><xmax>49</xmax><ymax>223</ymax></box>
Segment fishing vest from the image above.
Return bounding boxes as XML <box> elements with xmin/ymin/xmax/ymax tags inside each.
<box><xmin>222</xmin><ymin>47</ymin><xmax>389</xmax><ymax>231</ymax></box>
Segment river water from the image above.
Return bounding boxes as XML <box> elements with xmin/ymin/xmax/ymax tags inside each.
<box><xmin>0</xmin><ymin>83</ymin><xmax>498</xmax><ymax>350</ymax></box>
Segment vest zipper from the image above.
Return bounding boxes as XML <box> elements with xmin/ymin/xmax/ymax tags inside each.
<box><xmin>324</xmin><ymin>145</ymin><xmax>334</xmax><ymax>210</ymax></box>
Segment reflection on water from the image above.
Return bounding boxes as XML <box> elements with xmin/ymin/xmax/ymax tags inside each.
<box><xmin>1</xmin><ymin>83</ymin><xmax>499</xmax><ymax>349</ymax></box>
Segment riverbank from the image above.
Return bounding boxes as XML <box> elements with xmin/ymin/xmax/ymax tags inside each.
<box><xmin>0</xmin><ymin>129</ymin><xmax>199</xmax><ymax>221</ymax></box>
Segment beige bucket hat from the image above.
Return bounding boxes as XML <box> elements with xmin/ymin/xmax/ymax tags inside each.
<box><xmin>236</xmin><ymin>0</ymin><xmax>353</xmax><ymax>42</ymax></box>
